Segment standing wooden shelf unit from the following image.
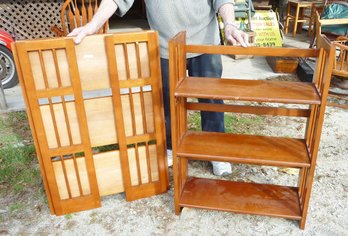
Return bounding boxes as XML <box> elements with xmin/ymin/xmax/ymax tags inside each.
<box><xmin>169</xmin><ymin>32</ymin><xmax>335</xmax><ymax>229</ymax></box>
<box><xmin>12</xmin><ymin>31</ymin><xmax>168</xmax><ymax>215</ymax></box>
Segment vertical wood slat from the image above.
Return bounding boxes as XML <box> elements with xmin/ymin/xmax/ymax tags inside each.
<box><xmin>169</xmin><ymin>32</ymin><xmax>185</xmax><ymax>214</ymax></box>
<box><xmin>73</xmin><ymin>0</ymin><xmax>81</xmax><ymax>27</ymax></box>
<box><xmin>39</xmin><ymin>50</ymin><xmax>63</xmax><ymax>149</ymax></box>
<box><xmin>87</xmin><ymin>0</ymin><xmax>93</xmax><ymax>22</ymax></box>
<box><xmin>60</xmin><ymin>155</ymin><xmax>73</xmax><ymax>199</ymax></box>
<box><xmin>123</xmin><ymin>43</ymin><xmax>137</xmax><ymax>136</ymax></box>
<box><xmin>68</xmin><ymin>4</ymin><xmax>76</xmax><ymax>32</ymax></box>
<box><xmin>105</xmin><ymin>36</ymin><xmax>133</xmax><ymax>198</ymax></box>
<box><xmin>123</xmin><ymin>42</ymin><xmax>143</xmax><ymax>185</ymax></box>
<box><xmin>172</xmin><ymin>32</ymin><xmax>189</xmax><ymax>197</ymax></box>
<box><xmin>53</xmin><ymin>49</ymin><xmax>84</xmax><ymax>195</ymax></box>
<box><xmin>65</xmin><ymin>40</ymin><xmax>100</xmax><ymax>200</ymax></box>
<box><xmin>81</xmin><ymin>0</ymin><xmax>87</xmax><ymax>26</ymax></box>
<box><xmin>135</xmin><ymin>144</ymin><xmax>143</xmax><ymax>185</ymax></box>
<box><xmin>147</xmin><ymin>32</ymin><xmax>169</xmax><ymax>190</ymax></box>
<box><xmin>52</xmin><ymin>49</ymin><xmax>74</xmax><ymax>146</ymax></box>
<box><xmin>135</xmin><ymin>42</ymin><xmax>152</xmax><ymax>182</ymax></box>
<box><xmin>72</xmin><ymin>153</ymin><xmax>84</xmax><ymax>195</ymax></box>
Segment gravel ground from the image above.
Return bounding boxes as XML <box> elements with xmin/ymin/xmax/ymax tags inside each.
<box><xmin>0</xmin><ymin>99</ymin><xmax>347</xmax><ymax>236</ymax></box>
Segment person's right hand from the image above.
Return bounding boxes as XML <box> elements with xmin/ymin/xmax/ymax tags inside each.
<box><xmin>68</xmin><ymin>22</ymin><xmax>98</xmax><ymax>44</ymax></box>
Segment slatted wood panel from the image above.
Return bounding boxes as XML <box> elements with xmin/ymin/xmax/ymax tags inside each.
<box><xmin>0</xmin><ymin>1</ymin><xmax>63</xmax><ymax>40</ymax></box>
<box><xmin>104</xmin><ymin>31</ymin><xmax>168</xmax><ymax>201</ymax></box>
<box><xmin>12</xmin><ymin>31</ymin><xmax>168</xmax><ymax>215</ymax></box>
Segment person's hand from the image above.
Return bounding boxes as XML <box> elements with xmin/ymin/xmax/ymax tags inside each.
<box><xmin>68</xmin><ymin>22</ymin><xmax>98</xmax><ymax>44</ymax></box>
<box><xmin>224</xmin><ymin>24</ymin><xmax>249</xmax><ymax>47</ymax></box>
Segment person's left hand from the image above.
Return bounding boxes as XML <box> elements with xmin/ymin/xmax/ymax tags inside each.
<box><xmin>224</xmin><ymin>24</ymin><xmax>250</xmax><ymax>47</ymax></box>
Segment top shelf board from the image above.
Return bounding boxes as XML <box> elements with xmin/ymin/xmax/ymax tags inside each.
<box><xmin>175</xmin><ymin>77</ymin><xmax>321</xmax><ymax>104</ymax></box>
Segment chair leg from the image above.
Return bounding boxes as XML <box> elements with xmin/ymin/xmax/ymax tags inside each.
<box><xmin>293</xmin><ymin>5</ymin><xmax>300</xmax><ymax>37</ymax></box>
<box><xmin>308</xmin><ymin>7</ymin><xmax>314</xmax><ymax>37</ymax></box>
<box><xmin>299</xmin><ymin>7</ymin><xmax>304</xmax><ymax>34</ymax></box>
<box><xmin>285</xmin><ymin>2</ymin><xmax>291</xmax><ymax>35</ymax></box>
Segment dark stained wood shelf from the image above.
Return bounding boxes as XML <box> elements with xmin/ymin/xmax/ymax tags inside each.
<box><xmin>179</xmin><ymin>177</ymin><xmax>302</xmax><ymax>220</ymax></box>
<box><xmin>177</xmin><ymin>131</ymin><xmax>310</xmax><ymax>168</ymax></box>
<box><xmin>175</xmin><ymin>77</ymin><xmax>321</xmax><ymax>104</ymax></box>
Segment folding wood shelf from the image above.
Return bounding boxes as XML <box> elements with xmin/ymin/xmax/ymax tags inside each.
<box><xmin>12</xmin><ymin>31</ymin><xmax>168</xmax><ymax>215</ymax></box>
<box><xmin>169</xmin><ymin>32</ymin><xmax>335</xmax><ymax>229</ymax></box>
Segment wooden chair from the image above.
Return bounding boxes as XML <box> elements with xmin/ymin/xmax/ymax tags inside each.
<box><xmin>314</xmin><ymin>10</ymin><xmax>348</xmax><ymax>41</ymax></box>
<box><xmin>333</xmin><ymin>36</ymin><xmax>348</xmax><ymax>78</ymax></box>
<box><xmin>328</xmin><ymin>36</ymin><xmax>348</xmax><ymax>108</ymax></box>
<box><xmin>51</xmin><ymin>0</ymin><xmax>108</xmax><ymax>37</ymax></box>
<box><xmin>313</xmin><ymin>10</ymin><xmax>348</xmax><ymax>108</ymax></box>
<box><xmin>285</xmin><ymin>0</ymin><xmax>324</xmax><ymax>38</ymax></box>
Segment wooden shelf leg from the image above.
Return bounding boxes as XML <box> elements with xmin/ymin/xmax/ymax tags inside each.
<box><xmin>173</xmin><ymin>149</ymin><xmax>181</xmax><ymax>214</ymax></box>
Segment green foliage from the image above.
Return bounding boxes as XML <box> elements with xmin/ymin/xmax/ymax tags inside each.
<box><xmin>225</xmin><ymin>113</ymin><xmax>263</xmax><ymax>134</ymax></box>
<box><xmin>64</xmin><ymin>214</ymin><xmax>73</xmax><ymax>220</ymax></box>
<box><xmin>188</xmin><ymin>111</ymin><xmax>264</xmax><ymax>134</ymax></box>
<box><xmin>0</xmin><ymin>112</ymin><xmax>40</xmax><ymax>195</ymax></box>
<box><xmin>0</xmin><ymin>144</ymin><xmax>40</xmax><ymax>194</ymax></box>
<box><xmin>9</xmin><ymin>203</ymin><xmax>25</xmax><ymax>213</ymax></box>
<box><xmin>188</xmin><ymin>112</ymin><xmax>201</xmax><ymax>131</ymax></box>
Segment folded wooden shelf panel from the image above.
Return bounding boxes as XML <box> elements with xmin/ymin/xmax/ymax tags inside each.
<box><xmin>12</xmin><ymin>31</ymin><xmax>168</xmax><ymax>215</ymax></box>
<box><xmin>169</xmin><ymin>32</ymin><xmax>335</xmax><ymax>229</ymax></box>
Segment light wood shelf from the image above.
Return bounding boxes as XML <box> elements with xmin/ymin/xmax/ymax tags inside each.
<box><xmin>177</xmin><ymin>131</ymin><xmax>310</xmax><ymax>168</ymax></box>
<box><xmin>175</xmin><ymin>77</ymin><xmax>321</xmax><ymax>104</ymax></box>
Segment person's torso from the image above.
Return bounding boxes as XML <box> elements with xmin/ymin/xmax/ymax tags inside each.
<box><xmin>145</xmin><ymin>0</ymin><xmax>220</xmax><ymax>58</ymax></box>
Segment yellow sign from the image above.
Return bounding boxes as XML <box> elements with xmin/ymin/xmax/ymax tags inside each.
<box><xmin>251</xmin><ymin>11</ymin><xmax>283</xmax><ymax>47</ymax></box>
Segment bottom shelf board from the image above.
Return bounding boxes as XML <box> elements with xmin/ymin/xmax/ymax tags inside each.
<box><xmin>179</xmin><ymin>177</ymin><xmax>302</xmax><ymax>220</ymax></box>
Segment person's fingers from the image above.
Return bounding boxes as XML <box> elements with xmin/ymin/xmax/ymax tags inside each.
<box><xmin>233</xmin><ymin>32</ymin><xmax>247</xmax><ymax>47</ymax></box>
<box><xmin>227</xmin><ymin>34</ymin><xmax>237</xmax><ymax>46</ymax></box>
<box><xmin>67</xmin><ymin>27</ymin><xmax>83</xmax><ymax>37</ymax></box>
<box><xmin>242</xmin><ymin>33</ymin><xmax>250</xmax><ymax>47</ymax></box>
<box><xmin>74</xmin><ymin>30</ymin><xmax>88</xmax><ymax>44</ymax></box>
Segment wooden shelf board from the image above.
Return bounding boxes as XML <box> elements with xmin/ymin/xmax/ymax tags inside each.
<box><xmin>175</xmin><ymin>77</ymin><xmax>321</xmax><ymax>104</ymax></box>
<box><xmin>179</xmin><ymin>177</ymin><xmax>302</xmax><ymax>220</ymax></box>
<box><xmin>177</xmin><ymin>131</ymin><xmax>310</xmax><ymax>168</ymax></box>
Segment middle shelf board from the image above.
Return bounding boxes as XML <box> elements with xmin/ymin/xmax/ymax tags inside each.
<box><xmin>176</xmin><ymin>131</ymin><xmax>311</xmax><ymax>168</ymax></box>
<box><xmin>175</xmin><ymin>77</ymin><xmax>321</xmax><ymax>104</ymax></box>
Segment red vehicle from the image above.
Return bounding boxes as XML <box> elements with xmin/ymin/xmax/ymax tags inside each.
<box><xmin>0</xmin><ymin>29</ymin><xmax>18</xmax><ymax>89</ymax></box>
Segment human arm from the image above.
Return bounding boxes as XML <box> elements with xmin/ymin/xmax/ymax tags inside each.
<box><xmin>218</xmin><ymin>3</ymin><xmax>249</xmax><ymax>47</ymax></box>
<box><xmin>68</xmin><ymin>0</ymin><xmax>133</xmax><ymax>44</ymax></box>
